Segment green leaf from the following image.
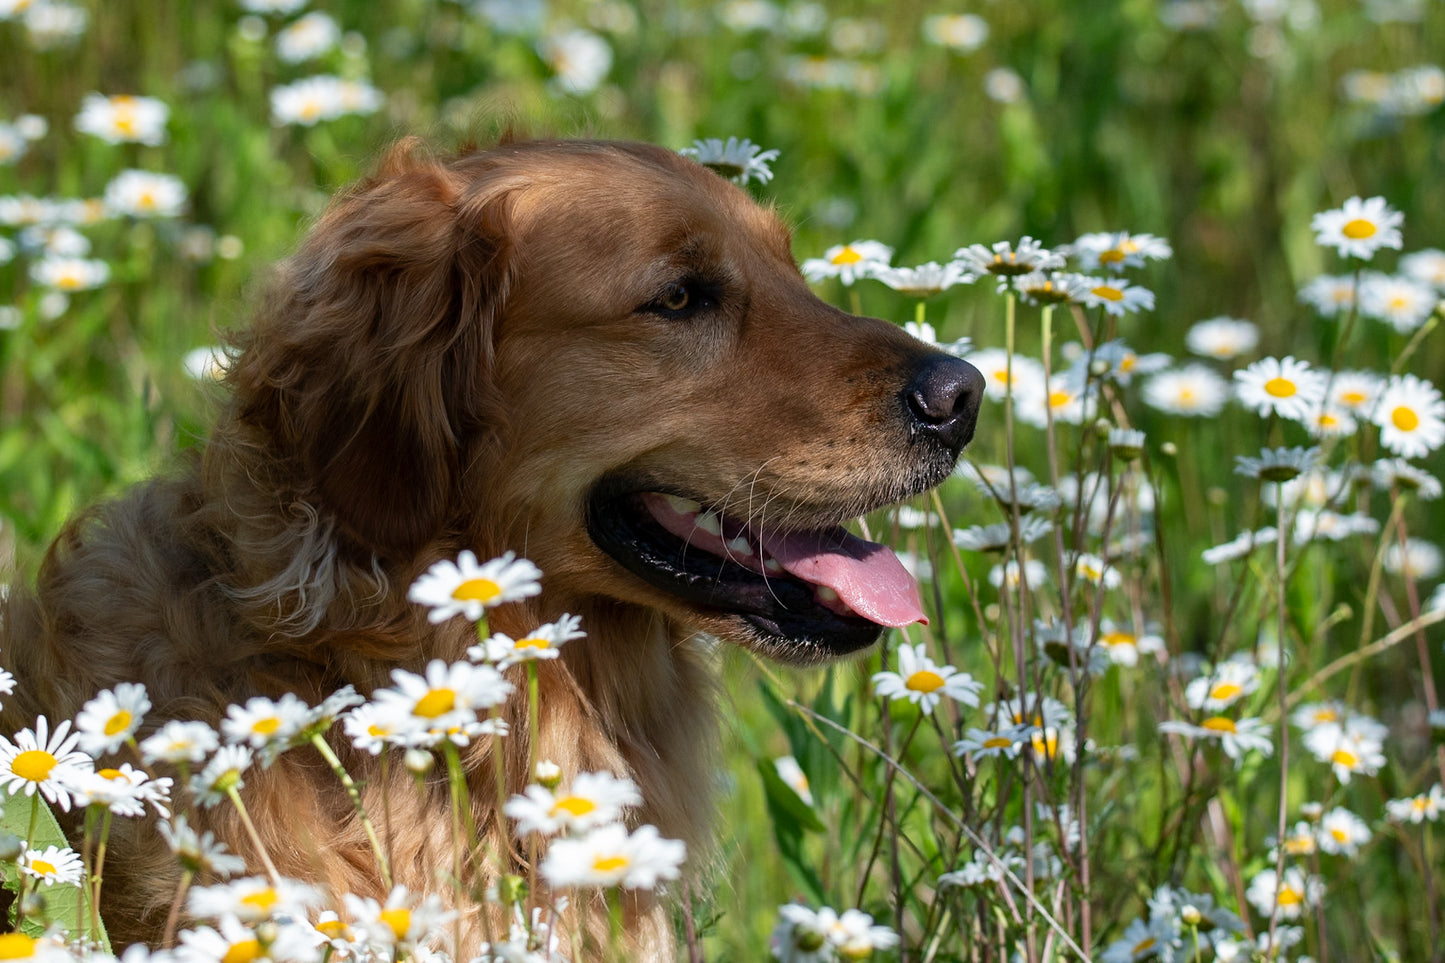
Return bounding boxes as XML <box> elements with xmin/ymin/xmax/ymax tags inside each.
<box><xmin>0</xmin><ymin>790</ymin><xmax>111</xmax><ymax>949</ymax></box>
<box><xmin>756</xmin><ymin>758</ymin><xmax>825</xmax><ymax>834</ymax></box>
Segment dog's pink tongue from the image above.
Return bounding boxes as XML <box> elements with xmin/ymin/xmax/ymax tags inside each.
<box><xmin>759</xmin><ymin>529</ymin><xmax>928</xmax><ymax>628</ymax></box>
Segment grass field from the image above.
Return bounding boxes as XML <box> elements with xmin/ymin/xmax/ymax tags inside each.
<box><xmin>2</xmin><ymin>1</ymin><xmax>1445</xmax><ymax>960</ymax></box>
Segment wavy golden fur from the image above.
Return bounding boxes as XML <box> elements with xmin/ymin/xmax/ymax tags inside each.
<box><xmin>0</xmin><ymin>137</ymin><xmax>982</xmax><ymax>958</ymax></box>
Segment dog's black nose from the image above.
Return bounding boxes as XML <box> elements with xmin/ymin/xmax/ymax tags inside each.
<box><xmin>905</xmin><ymin>355</ymin><xmax>986</xmax><ymax>453</ymax></box>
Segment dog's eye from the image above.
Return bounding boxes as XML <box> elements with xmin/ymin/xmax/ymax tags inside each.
<box><xmin>660</xmin><ymin>283</ymin><xmax>692</xmax><ymax>312</ymax></box>
<box><xmin>645</xmin><ymin>280</ymin><xmax>715</xmax><ymax>318</ymax></box>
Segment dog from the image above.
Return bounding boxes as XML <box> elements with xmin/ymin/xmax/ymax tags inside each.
<box><xmin>0</xmin><ymin>137</ymin><xmax>982</xmax><ymax>957</ymax></box>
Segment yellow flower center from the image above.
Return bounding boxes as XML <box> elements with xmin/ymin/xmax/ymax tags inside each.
<box><xmin>1331</xmin><ymin>747</ymin><xmax>1359</xmax><ymax>769</ymax></box>
<box><xmin>1079</xmin><ymin>562</ymin><xmax>1104</xmax><ymax>580</ymax></box>
<box><xmin>0</xmin><ymin>933</ymin><xmax>37</xmax><ymax>959</ymax></box>
<box><xmin>98</xmin><ymin>768</ymin><xmax>123</xmax><ymax>780</ymax></box>
<box><xmin>222</xmin><ymin>940</ymin><xmax>262</xmax><ymax>963</ymax></box>
<box><xmin>380</xmin><ymin>907</ymin><xmax>411</xmax><ymax>940</ymax></box>
<box><xmin>515</xmin><ymin>637</ymin><xmax>551</xmax><ymax>650</ymax></box>
<box><xmin>1341</xmin><ymin>218</ymin><xmax>1377</xmax><ymax>239</ymax></box>
<box><xmin>552</xmin><ymin>795</ymin><xmax>597</xmax><ymax>818</ymax></box>
<box><xmin>1178</xmin><ymin>387</ymin><xmax>1197</xmax><ymax>404</ymax></box>
<box><xmin>11</xmin><ymin>750</ymin><xmax>58</xmax><ymax>783</ymax></box>
<box><xmin>1311</xmin><ymin>709</ymin><xmax>1338</xmax><ymax>723</ymax></box>
<box><xmin>241</xmin><ymin>889</ymin><xmax>279</xmax><ymax>914</ymax></box>
<box><xmin>1264</xmin><ymin>377</ymin><xmax>1297</xmax><ymax>398</ymax></box>
<box><xmin>30</xmin><ymin>860</ymin><xmax>56</xmax><ymax>877</ymax></box>
<box><xmin>251</xmin><ymin>718</ymin><xmax>281</xmax><ymax>736</ymax></box>
<box><xmin>452</xmin><ymin>577</ymin><xmax>502</xmax><ymax>603</ymax></box>
<box><xmin>905</xmin><ymin>670</ymin><xmax>946</xmax><ymax>693</ymax></box>
<box><xmin>592</xmin><ymin>855</ymin><xmax>629</xmax><ymax>873</ymax></box>
<box><xmin>56</xmin><ymin>270</ymin><xmax>86</xmax><ymax>291</ymax></box>
<box><xmin>1102</xmin><ymin>632</ymin><xmax>1135</xmax><ymax>647</ymax></box>
<box><xmin>1201</xmin><ymin>716</ymin><xmax>1237</xmax><ymax>734</ymax></box>
<box><xmin>1413</xmin><ymin>797</ymin><xmax>1428</xmax><ymax>811</ymax></box>
<box><xmin>1391</xmin><ymin>406</ymin><xmax>1420</xmax><ymax>432</ymax></box>
<box><xmin>1284</xmin><ymin>836</ymin><xmax>1314</xmax><ymax>855</ymax></box>
<box><xmin>1099</xmin><ymin>249</ymin><xmax>1126</xmax><ymax>264</ymax></box>
<box><xmin>1209</xmin><ymin>682</ymin><xmax>1243</xmax><ymax>702</ymax></box>
<box><xmin>1120</xmin><ymin>353</ymin><xmax>1137</xmax><ymax>372</ymax></box>
<box><xmin>1133</xmin><ymin>936</ymin><xmax>1156</xmax><ymax>954</ymax></box>
<box><xmin>316</xmin><ymin>919</ymin><xmax>348</xmax><ymax>939</ymax></box>
<box><xmin>1340</xmin><ymin>389</ymin><xmax>1367</xmax><ymax>407</ymax></box>
<box><xmin>1031</xmin><ymin>730</ymin><xmax>1059</xmax><ymax>758</ymax></box>
<box><xmin>413</xmin><ymin>688</ymin><xmax>457</xmax><ymax>719</ymax></box>
<box><xmin>1048</xmin><ymin>390</ymin><xmax>1072</xmax><ymax>409</ymax></box>
<box><xmin>137</xmin><ymin>191</ymin><xmax>157</xmax><ymax>211</ymax></box>
<box><xmin>367</xmin><ymin>724</ymin><xmax>388</xmax><ymax>737</ymax></box>
<box><xmin>299</xmin><ymin>98</ymin><xmax>324</xmax><ymax>121</ymax></box>
<box><xmin>983</xmin><ymin>737</ymin><xmax>1013</xmax><ymax>749</ymax></box>
<box><xmin>103</xmin><ymin>711</ymin><xmax>133</xmax><ymax>736</ymax></box>
<box><xmin>1276</xmin><ymin>886</ymin><xmax>1303</xmax><ymax>907</ymax></box>
<box><xmin>991</xmin><ymin>367</ymin><xmax>1011</xmax><ymax>384</ymax></box>
<box><xmin>831</xmin><ymin>247</ymin><xmax>863</xmax><ymax>265</ymax></box>
<box><xmin>1092</xmin><ymin>285</ymin><xmax>1124</xmax><ymax>301</ymax></box>
<box><xmin>1330</xmin><ymin>827</ymin><xmax>1349</xmax><ymax>843</ymax></box>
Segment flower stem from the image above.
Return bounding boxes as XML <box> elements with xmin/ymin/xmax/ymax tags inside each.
<box><xmin>309</xmin><ymin>733</ymin><xmax>391</xmax><ymax>887</ymax></box>
<box><xmin>224</xmin><ymin>785</ymin><xmax>282</xmax><ymax>884</ymax></box>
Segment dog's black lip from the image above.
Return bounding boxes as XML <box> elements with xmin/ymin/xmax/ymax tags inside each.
<box><xmin>584</xmin><ymin>481</ymin><xmax>885</xmax><ymax>656</ymax></box>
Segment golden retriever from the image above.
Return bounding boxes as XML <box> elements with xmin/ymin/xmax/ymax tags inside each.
<box><xmin>0</xmin><ymin>137</ymin><xmax>982</xmax><ymax>957</ymax></box>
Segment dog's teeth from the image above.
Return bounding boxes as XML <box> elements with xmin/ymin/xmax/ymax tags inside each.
<box><xmin>696</xmin><ymin>511</ymin><xmax>723</xmax><ymax>535</ymax></box>
<box><xmin>726</xmin><ymin>536</ymin><xmax>753</xmax><ymax>557</ymax></box>
<box><xmin>816</xmin><ymin>586</ymin><xmax>839</xmax><ymax>602</ymax></box>
<box><xmin>664</xmin><ymin>494</ymin><xmax>702</xmax><ymax>516</ymax></box>
<box><xmin>763</xmin><ymin>557</ymin><xmax>783</xmax><ymax>574</ymax></box>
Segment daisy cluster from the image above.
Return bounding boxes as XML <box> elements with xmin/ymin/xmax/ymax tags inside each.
<box><xmin>0</xmin><ymin>551</ymin><xmax>692</xmax><ymax>962</ymax></box>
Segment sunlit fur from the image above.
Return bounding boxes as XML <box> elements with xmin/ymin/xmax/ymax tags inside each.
<box><xmin>0</xmin><ymin>137</ymin><xmax>963</xmax><ymax>957</ymax></box>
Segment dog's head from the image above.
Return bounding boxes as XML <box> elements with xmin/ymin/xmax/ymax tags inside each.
<box><xmin>232</xmin><ymin>139</ymin><xmax>982</xmax><ymax>664</ymax></box>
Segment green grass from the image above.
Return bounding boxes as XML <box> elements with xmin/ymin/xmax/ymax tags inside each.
<box><xmin>3</xmin><ymin>1</ymin><xmax>1445</xmax><ymax>960</ymax></box>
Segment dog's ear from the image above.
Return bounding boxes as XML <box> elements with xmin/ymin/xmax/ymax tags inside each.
<box><xmin>233</xmin><ymin>141</ymin><xmax>512</xmax><ymax>558</ymax></box>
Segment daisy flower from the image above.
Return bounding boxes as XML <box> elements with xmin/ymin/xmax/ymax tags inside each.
<box><xmin>504</xmin><ymin>770</ymin><xmax>643</xmax><ymax>836</ymax></box>
<box><xmin>1358</xmin><ymin>272</ymin><xmax>1438</xmax><ymax>332</ymax></box>
<box><xmin>678</xmin><ymin>136</ymin><xmax>780</xmax><ymax>186</ymax></box>
<box><xmin>189</xmin><ymin>744</ymin><xmax>254</xmax><ymax>808</ymax></box>
<box><xmin>1081</xmin><ymin>278</ymin><xmax>1155</xmax><ymax>316</ymax></box>
<box><xmin>540</xmin><ymin>822</ymin><xmax>687</xmax><ymax>890</ymax></box>
<box><xmin>1234</xmin><ymin>445</ymin><xmax>1320</xmax><ymax>483</ymax></box>
<box><xmin>468</xmin><ymin>613</ymin><xmax>586</xmax><ymax>668</ymax></box>
<box><xmin>344</xmin><ymin>885</ymin><xmax>455</xmax><ymax>952</ymax></box>
<box><xmin>1304</xmin><ymin>404</ymin><xmax>1359</xmax><ymax>439</ymax></box>
<box><xmin>188</xmin><ymin>875</ymin><xmax>323</xmax><ymax>923</ymax></box>
<box><xmin>1245</xmin><ymin>867</ymin><xmax>1323</xmax><ymax>920</ymax></box>
<box><xmin>183</xmin><ymin>345</ymin><xmax>232</xmax><ymax>381</ymax></box>
<box><xmin>407</xmin><ymin>550</ymin><xmax>543</xmax><ymax>623</ymax></box>
<box><xmin>1142</xmin><ymin>365</ymin><xmax>1229</xmax><ymax>417</ymax></box>
<box><xmin>1401</xmin><ymin>248</ymin><xmax>1445</xmax><ymax>288</ymax></box>
<box><xmin>75</xmin><ymin>682</ymin><xmax>150</xmax><ymax>755</ymax></box>
<box><xmin>103</xmin><ymin>169</ymin><xmax>186</xmax><ymax>219</ymax></box>
<box><xmin>1094</xmin><ymin>622</ymin><xmax>1164</xmax><ymax>667</ymax></box>
<box><xmin>1089</xmin><ymin>339</ymin><xmax>1170</xmax><ymax>385</ymax></box>
<box><xmin>989</xmin><ymin>694</ymin><xmax>1072</xmax><ymax>731</ymax></box>
<box><xmin>963</xmin><ymin>348</ymin><xmax>1047</xmax><ymax>403</ymax></box>
<box><xmin>1297</xmin><ymin>273</ymin><xmax>1357</xmax><ymax>317</ymax></box>
<box><xmin>1372</xmin><ymin>458</ymin><xmax>1443</xmax><ymax>498</ymax></box>
<box><xmin>1014</xmin><ymin>374</ymin><xmax>1096</xmax><ymax>428</ymax></box>
<box><xmin>1072</xmin><ymin>552</ymin><xmax>1121</xmax><ymax>589</ymax></box>
<box><xmin>816</xmin><ymin>907</ymin><xmax>900</xmax><ymax>958</ymax></box>
<box><xmin>953</xmin><ymin>726</ymin><xmax>1025</xmax><ymax>760</ymax></box>
<box><xmin>1372</xmin><ymin>373</ymin><xmax>1445</xmax><ymax>458</ymax></box>
<box><xmin>0</xmin><ymin>716</ymin><xmax>93</xmax><ymax>811</ymax></box>
<box><xmin>221</xmin><ymin>693</ymin><xmax>313</xmax><ymax>758</ymax></box>
<box><xmin>952</xmin><ymin>515</ymin><xmax>1052</xmax><ymax>553</ymax></box>
<box><xmin>537</xmin><ymin>28</ymin><xmax>613</xmax><ymax>94</ymax></box>
<box><xmin>1302</xmin><ymin>716</ymin><xmax>1386</xmax><ymax>783</ymax></box>
<box><xmin>1383</xmin><ymin>538</ymin><xmax>1442</xmax><ymax>580</ymax></box>
<box><xmin>903</xmin><ymin>320</ymin><xmax>971</xmax><ymax>357</ymax></box>
<box><xmin>74</xmin><ymin>92</ymin><xmax>169</xmax><ymax>145</ymax></box>
<box><xmin>270</xmin><ymin>75</ymin><xmax>384</xmax><ymax>126</ymax></box>
<box><xmin>177</xmin><ymin>914</ymin><xmax>316</xmax><ymax>963</ymax></box>
<box><xmin>1013</xmin><ymin>269</ymin><xmax>1095</xmax><ymax>306</ymax></box>
<box><xmin>1099</xmin><ymin>917</ymin><xmax>1172</xmax><ymax>963</ymax></box>
<box><xmin>1317</xmin><ymin>807</ymin><xmax>1371</xmax><ymax>856</ymax></box>
<box><xmin>872</xmin><ymin>643</ymin><xmax>983</xmax><ymax>714</ymax></box>
<box><xmin>1233</xmin><ymin>356</ymin><xmax>1326</xmax><ymax>422</ymax></box>
<box><xmin>63</xmin><ymin>762</ymin><xmax>172</xmax><ymax>818</ymax></box>
<box><xmin>1201</xmin><ymin>526</ymin><xmax>1278</xmax><ymax>565</ymax></box>
<box><xmin>801</xmin><ymin>239</ymin><xmax>893</xmax><ymax>285</ymax></box>
<box><xmin>140</xmin><ymin>719</ymin><xmax>220</xmax><ymax>765</ymax></box>
<box><xmin>341</xmin><ymin>699</ymin><xmax>420</xmax><ymax>755</ymax></box>
<box><xmin>373</xmin><ymin>659</ymin><xmax>514</xmax><ymax>735</ymax></box>
<box><xmin>20</xmin><ymin>845</ymin><xmax>83</xmax><ymax>887</ymax></box>
<box><xmin>29</xmin><ymin>255</ymin><xmax>109</xmax><ymax>291</ymax></box>
<box><xmin>1184</xmin><ymin>316</ymin><xmax>1259</xmax><ymax>360</ymax></box>
<box><xmin>1329</xmin><ymin>369</ymin><xmax>1385</xmax><ymax>415</ymax></box>
<box><xmin>1311</xmin><ymin>195</ymin><xmax>1404</xmax><ymax>260</ymax></box>
<box><xmin>1385</xmin><ymin>784</ymin><xmax>1444</xmax><ymax>824</ymax></box>
<box><xmin>1184</xmin><ymin>658</ymin><xmax>1260</xmax><ymax>712</ymax></box>
<box><xmin>774</xmin><ymin>755</ymin><xmax>814</xmax><ymax>805</ymax></box>
<box><xmin>1157</xmin><ymin>715</ymin><xmax>1273</xmax><ymax>765</ymax></box>
<box><xmin>955</xmin><ymin>237</ymin><xmax>1065</xmax><ymax>280</ymax></box>
<box><xmin>988</xmin><ymin>558</ymin><xmax>1050</xmax><ymax>590</ymax></box>
<box><xmin>872</xmin><ymin>260</ymin><xmax>974</xmax><ymax>296</ymax></box>
<box><xmin>1068</xmin><ymin>231</ymin><xmax>1173</xmax><ymax>272</ymax></box>
<box><xmin>158</xmin><ymin>815</ymin><xmax>247</xmax><ymax>877</ymax></box>
<box><xmin>921</xmin><ymin>13</ymin><xmax>989</xmax><ymax>50</ymax></box>
<box><xmin>274</xmin><ymin>11</ymin><xmax>341</xmax><ymax>63</ymax></box>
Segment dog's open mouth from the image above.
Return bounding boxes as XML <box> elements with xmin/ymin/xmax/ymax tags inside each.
<box><xmin>587</xmin><ymin>485</ymin><xmax>926</xmax><ymax>657</ymax></box>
